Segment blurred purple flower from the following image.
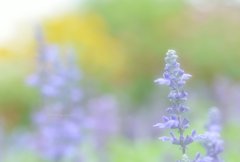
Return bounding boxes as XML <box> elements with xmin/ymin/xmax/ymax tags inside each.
<box><xmin>34</xmin><ymin>113</ymin><xmax>82</xmax><ymax>162</ymax></box>
<box><xmin>87</xmin><ymin>95</ymin><xmax>119</xmax><ymax>162</ymax></box>
<box><xmin>28</xmin><ymin>29</ymin><xmax>84</xmax><ymax>162</ymax></box>
<box><xmin>196</xmin><ymin>108</ymin><xmax>224</xmax><ymax>162</ymax></box>
<box><xmin>87</xmin><ymin>95</ymin><xmax>119</xmax><ymax>133</ymax></box>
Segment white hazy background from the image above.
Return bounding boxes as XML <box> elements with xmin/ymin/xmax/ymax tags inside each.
<box><xmin>0</xmin><ymin>0</ymin><xmax>80</xmax><ymax>44</ymax></box>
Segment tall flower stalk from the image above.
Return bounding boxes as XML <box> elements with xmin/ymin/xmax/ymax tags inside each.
<box><xmin>154</xmin><ymin>50</ymin><xmax>196</xmax><ymax>158</ymax></box>
<box><xmin>27</xmin><ymin>29</ymin><xmax>84</xmax><ymax>162</ymax></box>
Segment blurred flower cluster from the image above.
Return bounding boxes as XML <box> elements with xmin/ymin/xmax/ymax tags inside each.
<box><xmin>196</xmin><ymin>108</ymin><xmax>224</xmax><ymax>162</ymax></box>
<box><xmin>27</xmin><ymin>29</ymin><xmax>84</xmax><ymax>161</ymax></box>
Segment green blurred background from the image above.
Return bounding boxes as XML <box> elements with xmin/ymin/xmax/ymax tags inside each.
<box><xmin>0</xmin><ymin>0</ymin><xmax>240</xmax><ymax>161</ymax></box>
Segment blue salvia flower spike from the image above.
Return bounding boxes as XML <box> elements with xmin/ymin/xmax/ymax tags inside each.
<box><xmin>154</xmin><ymin>50</ymin><xmax>196</xmax><ymax>158</ymax></box>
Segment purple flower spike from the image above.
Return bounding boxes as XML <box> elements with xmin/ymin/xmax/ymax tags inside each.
<box><xmin>154</xmin><ymin>50</ymin><xmax>196</xmax><ymax>158</ymax></box>
<box><xmin>28</xmin><ymin>29</ymin><xmax>84</xmax><ymax>162</ymax></box>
